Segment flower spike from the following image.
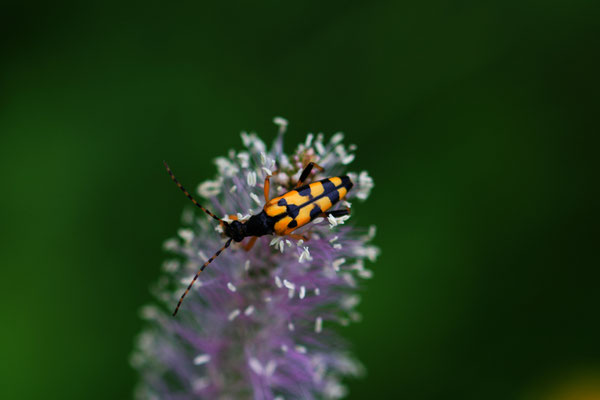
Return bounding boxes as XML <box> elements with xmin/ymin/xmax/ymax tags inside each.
<box><xmin>133</xmin><ymin>121</ymin><xmax>378</xmax><ymax>400</ymax></box>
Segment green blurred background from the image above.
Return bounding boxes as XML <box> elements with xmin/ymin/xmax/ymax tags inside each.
<box><xmin>1</xmin><ymin>1</ymin><xmax>599</xmax><ymax>399</ymax></box>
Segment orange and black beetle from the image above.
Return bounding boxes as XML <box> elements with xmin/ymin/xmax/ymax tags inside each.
<box><xmin>164</xmin><ymin>161</ymin><xmax>352</xmax><ymax>315</ymax></box>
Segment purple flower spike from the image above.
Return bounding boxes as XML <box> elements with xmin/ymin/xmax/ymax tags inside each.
<box><xmin>131</xmin><ymin>118</ymin><xmax>379</xmax><ymax>400</ymax></box>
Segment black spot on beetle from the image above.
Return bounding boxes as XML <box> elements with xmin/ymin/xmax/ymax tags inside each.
<box><xmin>327</xmin><ymin>189</ymin><xmax>340</xmax><ymax>204</ymax></box>
<box><xmin>286</xmin><ymin>203</ymin><xmax>300</xmax><ymax>218</ymax></box>
<box><xmin>297</xmin><ymin>185</ymin><xmax>312</xmax><ymax>196</ymax></box>
<box><xmin>321</xmin><ymin>179</ymin><xmax>336</xmax><ymax>194</ymax></box>
<box><xmin>310</xmin><ymin>205</ymin><xmax>322</xmax><ymax>219</ymax></box>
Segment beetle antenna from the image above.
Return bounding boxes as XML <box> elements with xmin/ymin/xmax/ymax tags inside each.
<box><xmin>163</xmin><ymin>161</ymin><xmax>222</xmax><ymax>222</ymax></box>
<box><xmin>173</xmin><ymin>238</ymin><xmax>233</xmax><ymax>316</ymax></box>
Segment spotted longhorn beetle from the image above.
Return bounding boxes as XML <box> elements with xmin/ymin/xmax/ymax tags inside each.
<box><xmin>164</xmin><ymin>161</ymin><xmax>353</xmax><ymax>316</ymax></box>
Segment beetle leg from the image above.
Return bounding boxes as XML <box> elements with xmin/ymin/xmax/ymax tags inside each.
<box><xmin>243</xmin><ymin>236</ymin><xmax>258</xmax><ymax>251</ymax></box>
<box><xmin>288</xmin><ymin>233</ymin><xmax>309</xmax><ymax>241</ymax></box>
<box><xmin>295</xmin><ymin>162</ymin><xmax>324</xmax><ymax>188</ymax></box>
<box><xmin>263</xmin><ymin>175</ymin><xmax>271</xmax><ymax>203</ymax></box>
<box><xmin>323</xmin><ymin>208</ymin><xmax>351</xmax><ymax>218</ymax></box>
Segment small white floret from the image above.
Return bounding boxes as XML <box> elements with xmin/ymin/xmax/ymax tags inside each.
<box><xmin>295</xmin><ymin>345</ymin><xmax>307</xmax><ymax>354</ymax></box>
<box><xmin>331</xmin><ymin>132</ymin><xmax>344</xmax><ymax>144</ymax></box>
<box><xmin>161</xmin><ymin>260</ymin><xmax>179</xmax><ymax>273</ymax></box>
<box><xmin>163</xmin><ymin>238</ymin><xmax>178</xmax><ymax>251</ymax></box>
<box><xmin>180</xmin><ymin>274</ymin><xmax>198</xmax><ymax>286</ymax></box>
<box><xmin>248</xmin><ymin>357</ymin><xmax>263</xmax><ymax>375</ymax></box>
<box><xmin>299</xmin><ymin>285</ymin><xmax>306</xmax><ymax>299</ymax></box>
<box><xmin>324</xmin><ymin>380</ymin><xmax>346</xmax><ymax>399</ymax></box>
<box><xmin>288</xmin><ymin>322</ymin><xmax>295</xmax><ymax>331</ymax></box>
<box><xmin>342</xmin><ymin>272</ymin><xmax>356</xmax><ymax>287</ymax></box>
<box><xmin>291</xmin><ymin>169</ymin><xmax>302</xmax><ymax>183</ymax></box>
<box><xmin>237</xmin><ymin>152</ymin><xmax>250</xmax><ymax>168</ymax></box>
<box><xmin>358</xmin><ymin>269</ymin><xmax>374</xmax><ymax>279</ymax></box>
<box><xmin>214</xmin><ymin>157</ymin><xmax>239</xmax><ymax>177</ymax></box>
<box><xmin>261</xmin><ymin>166</ymin><xmax>272</xmax><ymax>176</ymax></box>
<box><xmin>274</xmin><ymin>276</ymin><xmax>282</xmax><ymax>288</ymax></box>
<box><xmin>240</xmin><ymin>131</ymin><xmax>252</xmax><ymax>147</ymax></box>
<box><xmin>283</xmin><ymin>279</ymin><xmax>295</xmax><ymax>290</ymax></box>
<box><xmin>342</xmin><ymin>295</ymin><xmax>360</xmax><ymax>309</ymax></box>
<box><xmin>298</xmin><ymin>246</ymin><xmax>311</xmax><ymax>263</ymax></box>
<box><xmin>229</xmin><ymin>185</ymin><xmax>237</xmax><ymax>193</ymax></box>
<box><xmin>321</xmin><ymin>154</ymin><xmax>334</xmax><ymax>167</ymax></box>
<box><xmin>327</xmin><ymin>214</ymin><xmax>338</xmax><ymax>227</ymax></box>
<box><xmin>314</xmin><ymin>287</ymin><xmax>320</xmax><ymax>296</ymax></box>
<box><xmin>193</xmin><ymin>354</ymin><xmax>211</xmax><ymax>365</ymax></box>
<box><xmin>251</xmin><ymin>132</ymin><xmax>266</xmax><ymax>151</ymax></box>
<box><xmin>315</xmin><ymin>317</ymin><xmax>322</xmax><ymax>333</ymax></box>
<box><xmin>247</xmin><ymin>171</ymin><xmax>257</xmax><ymax>187</ymax></box>
<box><xmin>237</xmin><ymin>213</ymin><xmax>251</xmax><ymax>221</ymax></box>
<box><xmin>227</xmin><ymin>282</ymin><xmax>237</xmax><ymax>292</ymax></box>
<box><xmin>140</xmin><ymin>305</ymin><xmax>160</xmax><ymax>320</ymax></box>
<box><xmin>228</xmin><ymin>309</ymin><xmax>240</xmax><ymax>321</ymax></box>
<box><xmin>332</xmin><ymin>258</ymin><xmax>346</xmax><ymax>271</ymax></box>
<box><xmin>244</xmin><ymin>260</ymin><xmax>250</xmax><ymax>271</ymax></box>
<box><xmin>279</xmin><ymin>154</ymin><xmax>291</xmax><ymax>169</ymax></box>
<box><xmin>315</xmin><ymin>134</ymin><xmax>325</xmax><ymax>155</ymax></box>
<box><xmin>273</xmin><ymin>116</ymin><xmax>288</xmax><ymax>131</ymax></box>
<box><xmin>354</xmin><ymin>245</ymin><xmax>380</xmax><ymax>262</ymax></box>
<box><xmin>356</xmin><ymin>170</ymin><xmax>374</xmax><ymax>200</ymax></box>
<box><xmin>265</xmin><ymin>360</ymin><xmax>277</xmax><ymax>377</ymax></box>
<box><xmin>197</xmin><ymin>179</ymin><xmax>222</xmax><ymax>198</ymax></box>
<box><xmin>274</xmin><ymin>172</ymin><xmax>289</xmax><ymax>186</ymax></box>
<box><xmin>328</xmin><ymin>214</ymin><xmax>350</xmax><ymax>229</ymax></box>
<box><xmin>178</xmin><ymin>228</ymin><xmax>194</xmax><ymax>243</ymax></box>
<box><xmin>305</xmin><ymin>133</ymin><xmax>314</xmax><ymax>147</ymax></box>
<box><xmin>368</xmin><ymin>225</ymin><xmax>377</xmax><ymax>239</ymax></box>
<box><xmin>244</xmin><ymin>305</ymin><xmax>255</xmax><ymax>316</ymax></box>
<box><xmin>250</xmin><ymin>193</ymin><xmax>262</xmax><ymax>205</ymax></box>
<box><xmin>342</xmin><ymin>154</ymin><xmax>355</xmax><ymax>165</ymax></box>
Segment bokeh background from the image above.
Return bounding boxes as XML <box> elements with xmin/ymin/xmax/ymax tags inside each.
<box><xmin>1</xmin><ymin>1</ymin><xmax>599</xmax><ymax>399</ymax></box>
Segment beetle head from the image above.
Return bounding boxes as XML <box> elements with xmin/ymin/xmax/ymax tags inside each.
<box><xmin>224</xmin><ymin>220</ymin><xmax>246</xmax><ymax>242</ymax></box>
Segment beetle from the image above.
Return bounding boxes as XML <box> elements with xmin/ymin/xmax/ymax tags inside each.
<box><xmin>163</xmin><ymin>161</ymin><xmax>353</xmax><ymax>315</ymax></box>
